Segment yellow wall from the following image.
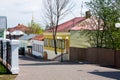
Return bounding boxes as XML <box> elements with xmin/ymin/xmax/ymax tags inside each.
<box><xmin>43</xmin><ymin>32</ymin><xmax>70</xmax><ymax>53</ymax></box>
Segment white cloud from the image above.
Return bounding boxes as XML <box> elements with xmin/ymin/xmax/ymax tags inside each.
<box><xmin>20</xmin><ymin>4</ymin><xmax>41</xmax><ymax>14</ymax></box>
<box><xmin>0</xmin><ymin>0</ymin><xmax>90</xmax><ymax>27</ymax></box>
<box><xmin>0</xmin><ymin>8</ymin><xmax>6</xmax><ymax>10</ymax></box>
<box><xmin>0</xmin><ymin>0</ymin><xmax>42</xmax><ymax>13</ymax></box>
<box><xmin>0</xmin><ymin>0</ymin><xmax>43</xmax><ymax>27</ymax></box>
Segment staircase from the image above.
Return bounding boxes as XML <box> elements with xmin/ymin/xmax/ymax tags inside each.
<box><xmin>52</xmin><ymin>53</ymin><xmax>69</xmax><ymax>61</ymax></box>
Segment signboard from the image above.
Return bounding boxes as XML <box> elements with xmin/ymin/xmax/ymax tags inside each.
<box><xmin>0</xmin><ymin>16</ymin><xmax>7</xmax><ymax>29</ymax></box>
<box><xmin>0</xmin><ymin>16</ymin><xmax>7</xmax><ymax>38</ymax></box>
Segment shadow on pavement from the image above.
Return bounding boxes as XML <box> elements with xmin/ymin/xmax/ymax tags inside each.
<box><xmin>19</xmin><ymin>55</ymin><xmax>42</xmax><ymax>60</ymax></box>
<box><xmin>19</xmin><ymin>62</ymin><xmax>80</xmax><ymax>66</ymax></box>
<box><xmin>89</xmin><ymin>71</ymin><xmax>120</xmax><ymax>80</ymax></box>
<box><xmin>19</xmin><ymin>55</ymin><xmax>79</xmax><ymax>66</ymax></box>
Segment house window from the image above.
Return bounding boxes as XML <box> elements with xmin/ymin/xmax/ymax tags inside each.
<box><xmin>57</xmin><ymin>39</ymin><xmax>65</xmax><ymax>49</ymax></box>
<box><xmin>36</xmin><ymin>44</ymin><xmax>39</xmax><ymax>52</ymax></box>
<box><xmin>61</xmin><ymin>40</ymin><xmax>65</xmax><ymax>49</ymax></box>
<box><xmin>44</xmin><ymin>38</ymin><xmax>49</xmax><ymax>47</ymax></box>
<box><xmin>51</xmin><ymin>39</ymin><xmax>54</xmax><ymax>48</ymax></box>
<box><xmin>49</xmin><ymin>39</ymin><xmax>52</xmax><ymax>47</ymax></box>
<box><xmin>44</xmin><ymin>38</ymin><xmax>65</xmax><ymax>49</ymax></box>
<box><xmin>39</xmin><ymin>45</ymin><xmax>43</xmax><ymax>53</ymax></box>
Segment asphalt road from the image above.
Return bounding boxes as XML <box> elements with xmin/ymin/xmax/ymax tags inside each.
<box><xmin>15</xmin><ymin>55</ymin><xmax>120</xmax><ymax>80</ymax></box>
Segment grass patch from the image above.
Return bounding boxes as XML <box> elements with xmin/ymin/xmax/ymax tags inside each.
<box><xmin>0</xmin><ymin>62</ymin><xmax>10</xmax><ymax>74</ymax></box>
<box><xmin>0</xmin><ymin>74</ymin><xmax>17</xmax><ymax>80</ymax></box>
<box><xmin>0</xmin><ymin>62</ymin><xmax>17</xmax><ymax>80</ymax></box>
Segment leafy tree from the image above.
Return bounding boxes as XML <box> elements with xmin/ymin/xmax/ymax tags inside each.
<box><xmin>86</xmin><ymin>0</ymin><xmax>120</xmax><ymax>49</ymax></box>
<box><xmin>27</xmin><ymin>22</ymin><xmax>44</xmax><ymax>34</ymax></box>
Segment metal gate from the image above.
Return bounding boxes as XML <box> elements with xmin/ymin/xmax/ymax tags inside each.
<box><xmin>6</xmin><ymin>41</ymin><xmax>11</xmax><ymax>66</ymax></box>
<box><xmin>0</xmin><ymin>40</ymin><xmax>3</xmax><ymax>59</ymax></box>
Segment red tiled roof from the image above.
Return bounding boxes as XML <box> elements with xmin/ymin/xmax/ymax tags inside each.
<box><xmin>70</xmin><ymin>16</ymin><xmax>103</xmax><ymax>31</ymax></box>
<box><xmin>46</xmin><ymin>17</ymin><xmax>86</xmax><ymax>32</ymax></box>
<box><xmin>31</xmin><ymin>35</ymin><xmax>44</xmax><ymax>41</ymax></box>
<box><xmin>7</xmin><ymin>24</ymin><xmax>29</xmax><ymax>32</ymax></box>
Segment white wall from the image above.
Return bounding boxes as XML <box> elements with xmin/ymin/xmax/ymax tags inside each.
<box><xmin>44</xmin><ymin>49</ymin><xmax>69</xmax><ymax>61</ymax></box>
<box><xmin>19</xmin><ymin>40</ymin><xmax>29</xmax><ymax>53</ymax></box>
<box><xmin>30</xmin><ymin>40</ymin><xmax>44</xmax><ymax>57</ymax></box>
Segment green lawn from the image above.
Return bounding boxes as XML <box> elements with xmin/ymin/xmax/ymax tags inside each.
<box><xmin>0</xmin><ymin>62</ymin><xmax>17</xmax><ymax>80</ymax></box>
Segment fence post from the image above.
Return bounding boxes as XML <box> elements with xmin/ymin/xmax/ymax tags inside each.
<box><xmin>0</xmin><ymin>40</ymin><xmax>3</xmax><ymax>61</ymax></box>
<box><xmin>10</xmin><ymin>40</ymin><xmax>19</xmax><ymax>74</ymax></box>
<box><xmin>2</xmin><ymin>40</ymin><xmax>7</xmax><ymax>65</ymax></box>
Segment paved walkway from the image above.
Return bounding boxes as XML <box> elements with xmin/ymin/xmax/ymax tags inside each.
<box><xmin>15</xmin><ymin>55</ymin><xmax>120</xmax><ymax>80</ymax></box>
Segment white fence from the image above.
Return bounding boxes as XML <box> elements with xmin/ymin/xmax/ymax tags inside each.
<box><xmin>0</xmin><ymin>39</ymin><xmax>19</xmax><ymax>74</ymax></box>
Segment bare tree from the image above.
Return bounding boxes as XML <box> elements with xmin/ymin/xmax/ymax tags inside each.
<box><xmin>43</xmin><ymin>0</ymin><xmax>74</xmax><ymax>54</ymax></box>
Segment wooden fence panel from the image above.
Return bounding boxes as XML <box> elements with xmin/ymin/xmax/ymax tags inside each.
<box><xmin>70</xmin><ymin>47</ymin><xmax>86</xmax><ymax>61</ymax></box>
<box><xmin>116</xmin><ymin>50</ymin><xmax>120</xmax><ymax>68</ymax></box>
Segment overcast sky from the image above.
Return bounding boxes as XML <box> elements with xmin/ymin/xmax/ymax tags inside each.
<box><xmin>0</xmin><ymin>0</ymin><xmax>90</xmax><ymax>28</ymax></box>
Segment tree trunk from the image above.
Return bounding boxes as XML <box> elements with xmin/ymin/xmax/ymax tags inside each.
<box><xmin>53</xmin><ymin>33</ymin><xmax>57</xmax><ymax>54</ymax></box>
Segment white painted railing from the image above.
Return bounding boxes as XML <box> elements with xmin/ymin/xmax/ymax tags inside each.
<box><xmin>0</xmin><ymin>39</ymin><xmax>19</xmax><ymax>74</ymax></box>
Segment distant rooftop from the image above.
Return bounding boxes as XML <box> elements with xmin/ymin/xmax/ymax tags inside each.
<box><xmin>31</xmin><ymin>35</ymin><xmax>44</xmax><ymax>41</ymax></box>
<box><xmin>19</xmin><ymin>34</ymin><xmax>37</xmax><ymax>40</ymax></box>
<box><xmin>46</xmin><ymin>17</ymin><xmax>86</xmax><ymax>32</ymax></box>
<box><xmin>7</xmin><ymin>24</ymin><xmax>29</xmax><ymax>32</ymax></box>
<box><xmin>70</xmin><ymin>16</ymin><xmax>103</xmax><ymax>31</ymax></box>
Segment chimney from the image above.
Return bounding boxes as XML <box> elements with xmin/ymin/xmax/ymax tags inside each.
<box><xmin>18</xmin><ymin>24</ymin><xmax>20</xmax><ymax>26</ymax></box>
<box><xmin>85</xmin><ymin>11</ymin><xmax>91</xmax><ymax>18</ymax></box>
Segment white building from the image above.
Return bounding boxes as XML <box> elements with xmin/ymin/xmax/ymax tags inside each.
<box><xmin>30</xmin><ymin>35</ymin><xmax>44</xmax><ymax>58</ymax></box>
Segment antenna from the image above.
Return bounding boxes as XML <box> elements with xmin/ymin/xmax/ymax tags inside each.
<box><xmin>80</xmin><ymin>1</ymin><xmax>83</xmax><ymax>17</ymax></box>
<box><xmin>70</xmin><ymin>10</ymin><xmax>76</xmax><ymax>18</ymax></box>
<box><xmin>70</xmin><ymin>10</ymin><xmax>76</xmax><ymax>27</ymax></box>
<box><xmin>31</xmin><ymin>12</ymin><xmax>34</xmax><ymax>27</ymax></box>
<box><xmin>32</xmin><ymin>12</ymin><xmax>34</xmax><ymax>23</ymax></box>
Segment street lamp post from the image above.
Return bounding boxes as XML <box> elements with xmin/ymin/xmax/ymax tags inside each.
<box><xmin>115</xmin><ymin>23</ymin><xmax>120</xmax><ymax>28</ymax></box>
